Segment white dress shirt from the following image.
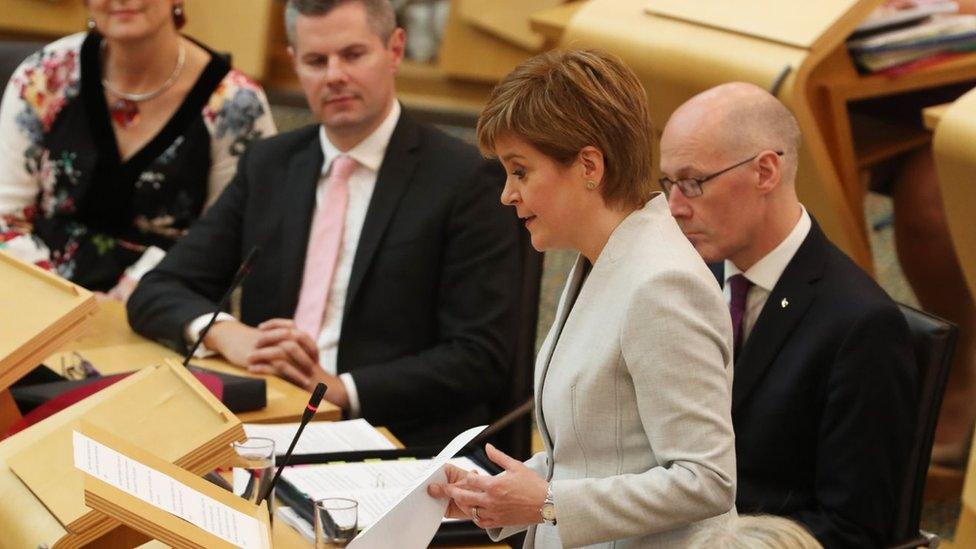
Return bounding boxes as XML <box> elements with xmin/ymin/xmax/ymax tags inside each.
<box><xmin>724</xmin><ymin>205</ymin><xmax>811</xmax><ymax>343</ymax></box>
<box><xmin>187</xmin><ymin>101</ymin><xmax>402</xmax><ymax>417</ymax></box>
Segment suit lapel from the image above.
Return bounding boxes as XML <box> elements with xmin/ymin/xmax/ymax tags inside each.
<box><xmin>535</xmin><ymin>254</ymin><xmax>587</xmax><ymax>458</ymax></box>
<box><xmin>278</xmin><ymin>135</ymin><xmax>324</xmax><ymax>317</ymax></box>
<box><xmin>732</xmin><ymin>224</ymin><xmax>827</xmax><ymax>413</ymax></box>
<box><xmin>343</xmin><ymin>115</ymin><xmax>421</xmax><ymax>315</ymax></box>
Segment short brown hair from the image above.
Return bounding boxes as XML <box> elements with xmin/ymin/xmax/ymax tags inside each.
<box><xmin>477</xmin><ymin>49</ymin><xmax>654</xmax><ymax>209</ymax></box>
<box><xmin>285</xmin><ymin>0</ymin><xmax>396</xmax><ymax>44</ymax></box>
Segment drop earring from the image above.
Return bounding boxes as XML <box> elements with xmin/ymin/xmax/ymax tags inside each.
<box><xmin>87</xmin><ymin>16</ymin><xmax>96</xmax><ymax>30</ymax></box>
<box><xmin>173</xmin><ymin>2</ymin><xmax>186</xmax><ymax>29</ymax></box>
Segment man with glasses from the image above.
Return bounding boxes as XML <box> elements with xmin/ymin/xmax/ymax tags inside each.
<box><xmin>127</xmin><ymin>0</ymin><xmax>521</xmax><ymax>447</ymax></box>
<box><xmin>660</xmin><ymin>82</ymin><xmax>916</xmax><ymax>548</ymax></box>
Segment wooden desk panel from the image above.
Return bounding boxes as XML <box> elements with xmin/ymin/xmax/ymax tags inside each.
<box><xmin>557</xmin><ymin>0</ymin><xmax>976</xmax><ymax>276</ymax></box>
<box><xmin>45</xmin><ymin>300</ymin><xmax>341</xmax><ymax>423</ymax></box>
<box><xmin>560</xmin><ymin>0</ymin><xmax>874</xmax><ymax>271</ymax></box>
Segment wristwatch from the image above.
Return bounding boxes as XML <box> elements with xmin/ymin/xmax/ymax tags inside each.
<box><xmin>540</xmin><ymin>482</ymin><xmax>557</xmax><ymax>525</ymax></box>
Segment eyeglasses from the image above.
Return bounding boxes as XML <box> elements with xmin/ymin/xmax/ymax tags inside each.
<box><xmin>660</xmin><ymin>150</ymin><xmax>784</xmax><ymax>199</ymax></box>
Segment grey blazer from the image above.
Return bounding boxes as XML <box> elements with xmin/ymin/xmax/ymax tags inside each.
<box><xmin>494</xmin><ymin>196</ymin><xmax>737</xmax><ymax>548</ymax></box>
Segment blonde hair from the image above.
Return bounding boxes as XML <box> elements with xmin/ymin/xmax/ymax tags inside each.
<box><xmin>477</xmin><ymin>49</ymin><xmax>655</xmax><ymax>210</ymax></box>
<box><xmin>688</xmin><ymin>515</ymin><xmax>823</xmax><ymax>549</ymax></box>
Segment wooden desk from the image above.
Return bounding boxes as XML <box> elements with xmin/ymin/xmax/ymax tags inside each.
<box><xmin>931</xmin><ymin>89</ymin><xmax>976</xmax><ymax>548</ymax></box>
<box><xmin>530</xmin><ymin>1</ymin><xmax>587</xmax><ymax>45</ymax></box>
<box><xmin>923</xmin><ymin>102</ymin><xmax>951</xmax><ymax>131</ymax></box>
<box><xmin>551</xmin><ymin>0</ymin><xmax>976</xmax><ymax>275</ymax></box>
<box><xmin>0</xmin><ymin>0</ymin><xmax>275</xmax><ymax>80</ymax></box>
<box><xmin>134</xmin><ymin>428</ymin><xmax>500</xmax><ymax>549</ymax></box>
<box><xmin>44</xmin><ymin>300</ymin><xmax>341</xmax><ymax>424</ymax></box>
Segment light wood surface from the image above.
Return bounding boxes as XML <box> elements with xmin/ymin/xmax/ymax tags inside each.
<box><xmin>561</xmin><ymin>0</ymin><xmax>876</xmax><ymax>271</ymax></box>
<box><xmin>0</xmin><ymin>251</ymin><xmax>97</xmax><ymax>392</ymax></box>
<box><xmin>459</xmin><ymin>0</ymin><xmax>563</xmax><ymax>52</ymax></box>
<box><xmin>933</xmin><ymin>88</ymin><xmax>976</xmax><ymax>340</ymax></box>
<box><xmin>0</xmin><ymin>0</ymin><xmax>274</xmax><ymax>80</ymax></box>
<box><xmin>82</xmin><ymin>421</ymin><xmax>272</xmax><ymax>549</ymax></box>
<box><xmin>529</xmin><ymin>1</ymin><xmax>587</xmax><ymax>45</ymax></box>
<box><xmin>923</xmin><ymin>102</ymin><xmax>951</xmax><ymax>131</ymax></box>
<box><xmin>45</xmin><ymin>300</ymin><xmax>341</xmax><ymax>424</ymax></box>
<box><xmin>556</xmin><ymin>0</ymin><xmax>976</xmax><ymax>276</ymax></box>
<box><xmin>644</xmin><ymin>0</ymin><xmax>861</xmax><ymax>50</ymax></box>
<box><xmin>0</xmin><ymin>0</ymin><xmax>86</xmax><ymax>38</ymax></box>
<box><xmin>7</xmin><ymin>363</ymin><xmax>244</xmax><ymax>547</ymax></box>
<box><xmin>438</xmin><ymin>0</ymin><xmax>539</xmax><ymax>84</ymax></box>
<box><xmin>931</xmin><ymin>83</ymin><xmax>976</xmax><ymax>549</ymax></box>
<box><xmin>0</xmin><ymin>366</ymin><xmax>219</xmax><ymax>548</ymax></box>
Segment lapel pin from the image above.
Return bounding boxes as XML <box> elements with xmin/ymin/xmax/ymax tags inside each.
<box><xmin>781</xmin><ymin>298</ymin><xmax>789</xmax><ymax>309</ymax></box>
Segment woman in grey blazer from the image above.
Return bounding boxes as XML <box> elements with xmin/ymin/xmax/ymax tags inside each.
<box><xmin>429</xmin><ymin>49</ymin><xmax>736</xmax><ymax>548</ymax></box>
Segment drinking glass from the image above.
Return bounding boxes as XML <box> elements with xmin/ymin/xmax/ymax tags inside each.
<box><xmin>231</xmin><ymin>437</ymin><xmax>275</xmax><ymax>512</ymax></box>
<box><xmin>314</xmin><ymin>497</ymin><xmax>358</xmax><ymax>548</ymax></box>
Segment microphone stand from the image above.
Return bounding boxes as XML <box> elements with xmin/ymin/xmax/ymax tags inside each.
<box><xmin>182</xmin><ymin>246</ymin><xmax>261</xmax><ymax>367</ymax></box>
<box><xmin>258</xmin><ymin>382</ymin><xmax>328</xmax><ymax>506</ymax></box>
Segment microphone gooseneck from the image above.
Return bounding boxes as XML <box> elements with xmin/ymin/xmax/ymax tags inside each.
<box><xmin>182</xmin><ymin>246</ymin><xmax>261</xmax><ymax>367</ymax></box>
<box><xmin>258</xmin><ymin>382</ymin><xmax>328</xmax><ymax>505</ymax></box>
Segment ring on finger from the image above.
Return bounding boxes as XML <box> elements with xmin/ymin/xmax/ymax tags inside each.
<box><xmin>472</xmin><ymin>507</ymin><xmax>480</xmax><ymax>522</ymax></box>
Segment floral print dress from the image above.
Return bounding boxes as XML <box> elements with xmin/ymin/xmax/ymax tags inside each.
<box><xmin>0</xmin><ymin>32</ymin><xmax>276</xmax><ymax>291</ymax></box>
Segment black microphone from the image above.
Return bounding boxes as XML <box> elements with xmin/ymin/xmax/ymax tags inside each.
<box><xmin>258</xmin><ymin>382</ymin><xmax>328</xmax><ymax>505</ymax></box>
<box><xmin>182</xmin><ymin>246</ymin><xmax>261</xmax><ymax>367</ymax></box>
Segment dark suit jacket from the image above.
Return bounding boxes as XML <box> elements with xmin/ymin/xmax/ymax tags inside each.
<box><xmin>715</xmin><ymin>221</ymin><xmax>916</xmax><ymax>548</ymax></box>
<box><xmin>127</xmin><ymin>114</ymin><xmax>522</xmax><ymax>447</ymax></box>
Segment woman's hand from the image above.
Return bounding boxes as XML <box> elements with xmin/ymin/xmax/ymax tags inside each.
<box><xmin>428</xmin><ymin>463</ymin><xmax>478</xmax><ymax>519</ymax></box>
<box><xmin>437</xmin><ymin>444</ymin><xmax>549</xmax><ymax>529</ymax></box>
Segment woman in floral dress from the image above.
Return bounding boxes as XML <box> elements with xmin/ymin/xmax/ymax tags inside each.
<box><xmin>0</xmin><ymin>0</ymin><xmax>276</xmax><ymax>300</ymax></box>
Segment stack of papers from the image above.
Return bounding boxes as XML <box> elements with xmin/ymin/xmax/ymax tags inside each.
<box><xmin>848</xmin><ymin>3</ymin><xmax>976</xmax><ymax>73</ymax></box>
<box><xmin>855</xmin><ymin>0</ymin><xmax>959</xmax><ymax>33</ymax></box>
<box><xmin>281</xmin><ymin>457</ymin><xmax>489</xmax><ymax>528</ymax></box>
<box><xmin>243</xmin><ymin>419</ymin><xmax>395</xmax><ymax>456</ymax></box>
<box><xmin>280</xmin><ymin>425</ymin><xmax>489</xmax><ymax>549</ymax></box>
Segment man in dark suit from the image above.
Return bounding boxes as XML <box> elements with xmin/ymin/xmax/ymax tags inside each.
<box><xmin>659</xmin><ymin>82</ymin><xmax>916</xmax><ymax>548</ymax></box>
<box><xmin>127</xmin><ymin>0</ymin><xmax>521</xmax><ymax>446</ymax></box>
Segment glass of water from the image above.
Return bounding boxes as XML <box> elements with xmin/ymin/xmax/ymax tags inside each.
<box><xmin>231</xmin><ymin>437</ymin><xmax>275</xmax><ymax>511</ymax></box>
<box><xmin>314</xmin><ymin>497</ymin><xmax>358</xmax><ymax>548</ymax></box>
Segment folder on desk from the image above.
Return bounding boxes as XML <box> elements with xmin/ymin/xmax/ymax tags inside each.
<box><xmin>77</xmin><ymin>421</ymin><xmax>271</xmax><ymax>549</ymax></box>
<box><xmin>6</xmin><ymin>360</ymin><xmax>245</xmax><ymax>548</ymax></box>
<box><xmin>0</xmin><ymin>250</ymin><xmax>96</xmax><ymax>392</ymax></box>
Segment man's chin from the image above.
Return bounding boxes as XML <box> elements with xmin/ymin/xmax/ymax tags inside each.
<box><xmin>321</xmin><ymin>112</ymin><xmax>363</xmax><ymax>130</ymax></box>
<box><xmin>684</xmin><ymin>236</ymin><xmax>720</xmax><ymax>262</ymax></box>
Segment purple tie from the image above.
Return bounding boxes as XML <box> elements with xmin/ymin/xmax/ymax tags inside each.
<box><xmin>728</xmin><ymin>274</ymin><xmax>753</xmax><ymax>360</ymax></box>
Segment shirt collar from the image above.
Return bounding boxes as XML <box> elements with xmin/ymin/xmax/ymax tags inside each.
<box><xmin>318</xmin><ymin>100</ymin><xmax>401</xmax><ymax>174</ymax></box>
<box><xmin>724</xmin><ymin>205</ymin><xmax>811</xmax><ymax>292</ymax></box>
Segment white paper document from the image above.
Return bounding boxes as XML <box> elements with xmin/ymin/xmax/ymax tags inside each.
<box><xmin>243</xmin><ymin>419</ymin><xmax>395</xmax><ymax>456</ymax></box>
<box><xmin>347</xmin><ymin>424</ymin><xmax>487</xmax><ymax>549</ymax></box>
<box><xmin>281</xmin><ymin>456</ymin><xmax>488</xmax><ymax>528</ymax></box>
<box><xmin>72</xmin><ymin>431</ymin><xmax>267</xmax><ymax>549</ymax></box>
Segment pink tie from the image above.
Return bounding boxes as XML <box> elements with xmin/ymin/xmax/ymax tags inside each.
<box><xmin>293</xmin><ymin>155</ymin><xmax>358</xmax><ymax>337</ymax></box>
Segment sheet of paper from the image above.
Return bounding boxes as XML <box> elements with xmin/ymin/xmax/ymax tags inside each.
<box><xmin>281</xmin><ymin>457</ymin><xmax>488</xmax><ymax>528</ymax></box>
<box><xmin>276</xmin><ymin>507</ymin><xmax>315</xmax><ymax>544</ymax></box>
<box><xmin>243</xmin><ymin>419</ymin><xmax>395</xmax><ymax>456</ymax></box>
<box><xmin>348</xmin><ymin>425</ymin><xmax>487</xmax><ymax>549</ymax></box>
<box><xmin>73</xmin><ymin>431</ymin><xmax>265</xmax><ymax>549</ymax></box>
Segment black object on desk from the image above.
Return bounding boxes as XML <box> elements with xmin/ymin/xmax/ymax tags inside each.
<box><xmin>12</xmin><ymin>366</ymin><xmax>266</xmax><ymax>414</ymax></box>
